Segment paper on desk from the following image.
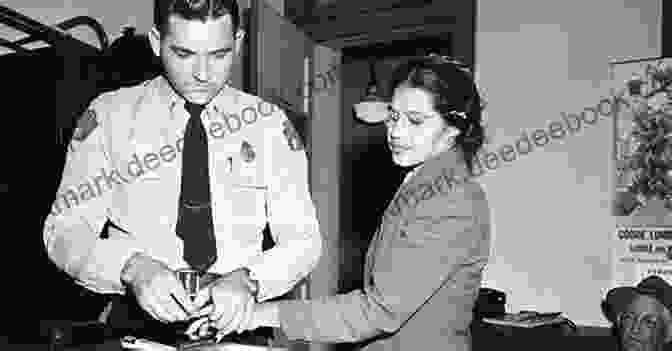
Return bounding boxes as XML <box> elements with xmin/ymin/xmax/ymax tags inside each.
<box><xmin>181</xmin><ymin>343</ymin><xmax>288</xmax><ymax>351</ymax></box>
<box><xmin>121</xmin><ymin>336</ymin><xmax>288</xmax><ymax>351</ymax></box>
<box><xmin>121</xmin><ymin>336</ymin><xmax>176</xmax><ymax>351</ymax></box>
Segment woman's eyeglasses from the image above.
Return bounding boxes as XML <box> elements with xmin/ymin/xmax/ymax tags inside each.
<box><xmin>384</xmin><ymin>106</ymin><xmax>467</xmax><ymax>128</ymax></box>
<box><xmin>384</xmin><ymin>107</ymin><xmax>438</xmax><ymax>128</ymax></box>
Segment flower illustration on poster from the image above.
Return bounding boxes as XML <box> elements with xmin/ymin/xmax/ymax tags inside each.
<box><xmin>613</xmin><ymin>59</ymin><xmax>672</xmax><ymax>217</ymax></box>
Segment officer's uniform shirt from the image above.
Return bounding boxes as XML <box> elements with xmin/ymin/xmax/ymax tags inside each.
<box><xmin>43</xmin><ymin>76</ymin><xmax>322</xmax><ymax>302</ymax></box>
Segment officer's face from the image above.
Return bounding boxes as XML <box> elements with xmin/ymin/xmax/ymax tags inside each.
<box><xmin>386</xmin><ymin>85</ymin><xmax>460</xmax><ymax>167</ymax></box>
<box><xmin>150</xmin><ymin>14</ymin><xmax>243</xmax><ymax>105</ymax></box>
<box><xmin>618</xmin><ymin>295</ymin><xmax>671</xmax><ymax>351</ymax></box>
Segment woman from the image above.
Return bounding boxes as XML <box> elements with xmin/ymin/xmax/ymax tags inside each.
<box><xmin>234</xmin><ymin>54</ymin><xmax>490</xmax><ymax>351</ymax></box>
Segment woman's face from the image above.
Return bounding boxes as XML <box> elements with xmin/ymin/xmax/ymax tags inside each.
<box><xmin>386</xmin><ymin>85</ymin><xmax>460</xmax><ymax>167</ymax></box>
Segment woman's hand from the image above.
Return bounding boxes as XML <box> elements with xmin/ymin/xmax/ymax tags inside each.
<box><xmin>237</xmin><ymin>302</ymin><xmax>281</xmax><ymax>332</ymax></box>
<box><xmin>185</xmin><ymin>268</ymin><xmax>258</xmax><ymax>340</ymax></box>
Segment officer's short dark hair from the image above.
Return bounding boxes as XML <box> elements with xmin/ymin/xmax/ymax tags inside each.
<box><xmin>154</xmin><ymin>0</ymin><xmax>240</xmax><ymax>35</ymax></box>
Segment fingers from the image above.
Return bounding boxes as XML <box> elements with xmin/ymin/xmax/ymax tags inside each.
<box><xmin>186</xmin><ymin>317</ymin><xmax>207</xmax><ymax>336</ymax></box>
<box><xmin>157</xmin><ymin>284</ymin><xmax>191</xmax><ymax>322</ymax></box>
<box><xmin>243</xmin><ymin>277</ymin><xmax>258</xmax><ymax>295</ymax></box>
<box><xmin>208</xmin><ymin>282</ymin><xmax>234</xmax><ymax>329</ymax></box>
<box><xmin>185</xmin><ymin>317</ymin><xmax>217</xmax><ymax>340</ymax></box>
<box><xmin>192</xmin><ymin>285</ymin><xmax>212</xmax><ymax>311</ymax></box>
<box><xmin>198</xmin><ymin>319</ymin><xmax>213</xmax><ymax>339</ymax></box>
<box><xmin>135</xmin><ymin>271</ymin><xmax>193</xmax><ymax>323</ymax></box>
<box><xmin>168</xmin><ymin>287</ymin><xmax>195</xmax><ymax>317</ymax></box>
<box><xmin>193</xmin><ymin>304</ymin><xmax>214</xmax><ymax>318</ymax></box>
<box><xmin>199</xmin><ymin>279</ymin><xmax>256</xmax><ymax>340</ymax></box>
<box><xmin>210</xmin><ymin>300</ymin><xmax>237</xmax><ymax>333</ymax></box>
<box><xmin>185</xmin><ymin>317</ymin><xmax>211</xmax><ymax>340</ymax></box>
<box><xmin>215</xmin><ymin>293</ymin><xmax>253</xmax><ymax>336</ymax></box>
<box><xmin>236</xmin><ymin>297</ymin><xmax>256</xmax><ymax>334</ymax></box>
<box><xmin>139</xmin><ymin>294</ymin><xmax>179</xmax><ymax>323</ymax></box>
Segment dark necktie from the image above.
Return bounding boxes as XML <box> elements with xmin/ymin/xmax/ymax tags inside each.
<box><xmin>176</xmin><ymin>101</ymin><xmax>217</xmax><ymax>272</ymax></box>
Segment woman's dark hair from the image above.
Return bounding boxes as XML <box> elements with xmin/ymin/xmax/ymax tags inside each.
<box><xmin>154</xmin><ymin>0</ymin><xmax>240</xmax><ymax>35</ymax></box>
<box><xmin>388</xmin><ymin>54</ymin><xmax>486</xmax><ymax>175</ymax></box>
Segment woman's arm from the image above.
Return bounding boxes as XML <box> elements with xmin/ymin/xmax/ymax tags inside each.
<box><xmin>251</xmin><ymin>180</ymin><xmax>490</xmax><ymax>343</ymax></box>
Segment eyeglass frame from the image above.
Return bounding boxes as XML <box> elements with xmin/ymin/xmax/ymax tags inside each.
<box><xmin>618</xmin><ymin>310</ymin><xmax>663</xmax><ymax>333</ymax></box>
<box><xmin>384</xmin><ymin>105</ymin><xmax>467</xmax><ymax>128</ymax></box>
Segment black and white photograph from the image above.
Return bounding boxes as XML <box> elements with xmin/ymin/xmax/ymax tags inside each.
<box><xmin>3</xmin><ymin>1</ymin><xmax>672</xmax><ymax>351</ymax></box>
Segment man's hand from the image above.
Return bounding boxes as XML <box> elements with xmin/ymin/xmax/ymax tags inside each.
<box><xmin>121</xmin><ymin>253</ymin><xmax>196</xmax><ymax>323</ymax></box>
<box><xmin>186</xmin><ymin>268</ymin><xmax>258</xmax><ymax>339</ymax></box>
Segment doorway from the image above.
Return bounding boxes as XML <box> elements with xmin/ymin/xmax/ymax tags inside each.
<box><xmin>338</xmin><ymin>35</ymin><xmax>453</xmax><ymax>296</ymax></box>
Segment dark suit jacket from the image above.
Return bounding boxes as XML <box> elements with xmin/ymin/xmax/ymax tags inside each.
<box><xmin>278</xmin><ymin>148</ymin><xmax>491</xmax><ymax>351</ymax></box>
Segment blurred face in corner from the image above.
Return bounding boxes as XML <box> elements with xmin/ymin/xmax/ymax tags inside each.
<box><xmin>385</xmin><ymin>85</ymin><xmax>460</xmax><ymax>167</ymax></box>
<box><xmin>618</xmin><ymin>294</ymin><xmax>672</xmax><ymax>351</ymax></box>
<box><xmin>149</xmin><ymin>13</ymin><xmax>244</xmax><ymax>105</ymax></box>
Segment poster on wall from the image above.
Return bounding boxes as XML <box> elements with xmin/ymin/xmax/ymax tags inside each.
<box><xmin>612</xmin><ymin>226</ymin><xmax>672</xmax><ymax>287</ymax></box>
<box><xmin>611</xmin><ymin>57</ymin><xmax>672</xmax><ymax>217</ymax></box>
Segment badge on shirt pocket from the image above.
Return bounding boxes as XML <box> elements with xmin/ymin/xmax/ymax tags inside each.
<box><xmin>238</xmin><ymin>140</ymin><xmax>259</xmax><ymax>181</ymax></box>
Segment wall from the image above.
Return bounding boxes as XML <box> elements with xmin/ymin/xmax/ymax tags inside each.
<box><xmin>476</xmin><ymin>0</ymin><xmax>661</xmax><ymax>326</ymax></box>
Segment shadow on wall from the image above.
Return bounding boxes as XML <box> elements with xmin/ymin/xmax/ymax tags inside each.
<box><xmin>101</xmin><ymin>27</ymin><xmax>163</xmax><ymax>91</ymax></box>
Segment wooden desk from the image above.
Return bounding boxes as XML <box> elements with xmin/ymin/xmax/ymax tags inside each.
<box><xmin>1</xmin><ymin>323</ymin><xmax>619</xmax><ymax>351</ymax></box>
<box><xmin>471</xmin><ymin>322</ymin><xmax>618</xmax><ymax>351</ymax></box>
<box><xmin>0</xmin><ymin>338</ymin><xmax>118</xmax><ymax>351</ymax></box>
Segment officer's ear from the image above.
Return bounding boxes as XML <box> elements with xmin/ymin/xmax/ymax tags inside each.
<box><xmin>148</xmin><ymin>27</ymin><xmax>161</xmax><ymax>58</ymax></box>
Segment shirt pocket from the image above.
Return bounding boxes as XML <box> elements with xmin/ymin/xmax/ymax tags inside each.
<box><xmin>229</xmin><ymin>184</ymin><xmax>268</xmax><ymax>222</ymax></box>
<box><xmin>223</xmin><ymin>184</ymin><xmax>268</xmax><ymax>246</ymax></box>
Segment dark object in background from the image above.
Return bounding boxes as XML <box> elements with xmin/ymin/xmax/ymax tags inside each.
<box><xmin>473</xmin><ymin>288</ymin><xmax>506</xmax><ymax>320</ymax></box>
<box><xmin>613</xmin><ymin>190</ymin><xmax>640</xmax><ymax>216</ymax></box>
<box><xmin>663</xmin><ymin>0</ymin><xmax>671</xmax><ymax>58</ymax></box>
<box><xmin>100</xmin><ymin>27</ymin><xmax>163</xmax><ymax>92</ymax></box>
<box><xmin>41</xmin><ymin>320</ymin><xmax>111</xmax><ymax>350</ymax></box>
<box><xmin>0</xmin><ymin>7</ymin><xmax>111</xmax><ymax>343</ymax></box>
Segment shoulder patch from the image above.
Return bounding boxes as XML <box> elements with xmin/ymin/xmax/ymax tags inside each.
<box><xmin>282</xmin><ymin>119</ymin><xmax>304</xmax><ymax>151</ymax></box>
<box><xmin>72</xmin><ymin>109</ymin><xmax>99</xmax><ymax>141</ymax></box>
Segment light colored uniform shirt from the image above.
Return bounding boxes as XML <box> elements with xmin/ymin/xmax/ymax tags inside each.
<box><xmin>43</xmin><ymin>76</ymin><xmax>322</xmax><ymax>302</ymax></box>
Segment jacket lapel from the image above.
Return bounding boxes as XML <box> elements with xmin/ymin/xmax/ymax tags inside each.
<box><xmin>365</xmin><ymin>148</ymin><xmax>469</xmax><ymax>279</ymax></box>
<box><xmin>384</xmin><ymin>148</ymin><xmax>467</xmax><ymax>219</ymax></box>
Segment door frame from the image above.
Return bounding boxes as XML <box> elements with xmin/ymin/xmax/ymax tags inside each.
<box><xmin>296</xmin><ymin>1</ymin><xmax>476</xmax><ymax>70</ymax></box>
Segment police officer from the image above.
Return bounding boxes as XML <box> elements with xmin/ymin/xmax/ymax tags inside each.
<box><xmin>42</xmin><ymin>0</ymin><xmax>321</xmax><ymax>343</ymax></box>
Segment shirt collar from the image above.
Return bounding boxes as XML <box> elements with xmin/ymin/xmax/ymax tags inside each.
<box><xmin>155</xmin><ymin>75</ymin><xmax>240</xmax><ymax>115</ymax></box>
<box><xmin>402</xmin><ymin>163</ymin><xmax>424</xmax><ymax>184</ymax></box>
<box><xmin>403</xmin><ymin>146</ymin><xmax>469</xmax><ymax>187</ymax></box>
<box><xmin>155</xmin><ymin>75</ymin><xmax>183</xmax><ymax>112</ymax></box>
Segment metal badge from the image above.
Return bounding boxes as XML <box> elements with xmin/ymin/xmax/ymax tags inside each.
<box><xmin>283</xmin><ymin>120</ymin><xmax>304</xmax><ymax>151</ymax></box>
<box><xmin>226</xmin><ymin>156</ymin><xmax>233</xmax><ymax>173</ymax></box>
<box><xmin>240</xmin><ymin>140</ymin><xmax>256</xmax><ymax>162</ymax></box>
